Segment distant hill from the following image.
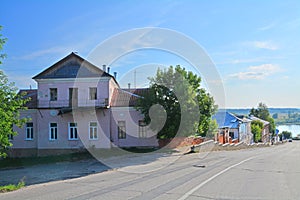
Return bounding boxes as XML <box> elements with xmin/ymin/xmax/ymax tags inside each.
<box><xmin>219</xmin><ymin>108</ymin><xmax>300</xmax><ymax>125</ymax></box>
<box><xmin>219</xmin><ymin>108</ymin><xmax>300</xmax><ymax>115</ymax></box>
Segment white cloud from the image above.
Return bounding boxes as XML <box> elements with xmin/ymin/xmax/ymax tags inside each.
<box><xmin>229</xmin><ymin>64</ymin><xmax>281</xmax><ymax>80</ymax></box>
<box><xmin>258</xmin><ymin>22</ymin><xmax>276</xmax><ymax>31</ymax></box>
<box><xmin>252</xmin><ymin>41</ymin><xmax>278</xmax><ymax>50</ymax></box>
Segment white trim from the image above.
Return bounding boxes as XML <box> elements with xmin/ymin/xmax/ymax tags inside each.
<box><xmin>25</xmin><ymin>122</ymin><xmax>34</xmax><ymax>140</ymax></box>
<box><xmin>35</xmin><ymin>77</ymin><xmax>111</xmax><ymax>83</ymax></box>
<box><xmin>68</xmin><ymin>122</ymin><xmax>78</xmax><ymax>140</ymax></box>
<box><xmin>89</xmin><ymin>121</ymin><xmax>98</xmax><ymax>140</ymax></box>
<box><xmin>49</xmin><ymin>122</ymin><xmax>58</xmax><ymax>141</ymax></box>
<box><xmin>111</xmin><ymin>107</ymin><xmax>138</xmax><ymax>111</ymax></box>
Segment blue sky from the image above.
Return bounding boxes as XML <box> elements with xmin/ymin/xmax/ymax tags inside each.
<box><xmin>1</xmin><ymin>0</ymin><xmax>300</xmax><ymax>108</ymax></box>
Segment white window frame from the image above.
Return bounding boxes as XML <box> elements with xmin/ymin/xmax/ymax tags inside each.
<box><xmin>68</xmin><ymin>122</ymin><xmax>78</xmax><ymax>140</ymax></box>
<box><xmin>138</xmin><ymin>120</ymin><xmax>147</xmax><ymax>138</ymax></box>
<box><xmin>89</xmin><ymin>122</ymin><xmax>98</xmax><ymax>140</ymax></box>
<box><xmin>49</xmin><ymin>123</ymin><xmax>58</xmax><ymax>140</ymax></box>
<box><xmin>8</xmin><ymin>134</ymin><xmax>14</xmax><ymax>141</ymax></box>
<box><xmin>25</xmin><ymin>122</ymin><xmax>34</xmax><ymax>140</ymax></box>
<box><xmin>89</xmin><ymin>87</ymin><xmax>97</xmax><ymax>100</ymax></box>
<box><xmin>50</xmin><ymin>88</ymin><xmax>57</xmax><ymax>101</ymax></box>
<box><xmin>118</xmin><ymin>121</ymin><xmax>126</xmax><ymax>139</ymax></box>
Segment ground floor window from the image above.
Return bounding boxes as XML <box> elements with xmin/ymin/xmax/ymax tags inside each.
<box><xmin>229</xmin><ymin>131</ymin><xmax>234</xmax><ymax>139</ymax></box>
<box><xmin>118</xmin><ymin>121</ymin><xmax>126</xmax><ymax>139</ymax></box>
<box><xmin>138</xmin><ymin>120</ymin><xmax>147</xmax><ymax>138</ymax></box>
<box><xmin>49</xmin><ymin>123</ymin><xmax>58</xmax><ymax>140</ymax></box>
<box><xmin>89</xmin><ymin>122</ymin><xmax>98</xmax><ymax>140</ymax></box>
<box><xmin>26</xmin><ymin>122</ymin><xmax>33</xmax><ymax>140</ymax></box>
<box><xmin>69</xmin><ymin>122</ymin><xmax>78</xmax><ymax>140</ymax></box>
<box><xmin>8</xmin><ymin>134</ymin><xmax>13</xmax><ymax>140</ymax></box>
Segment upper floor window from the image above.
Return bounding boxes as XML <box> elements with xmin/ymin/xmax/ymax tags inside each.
<box><xmin>68</xmin><ymin>122</ymin><xmax>78</xmax><ymax>140</ymax></box>
<box><xmin>50</xmin><ymin>88</ymin><xmax>57</xmax><ymax>101</ymax></box>
<box><xmin>26</xmin><ymin>122</ymin><xmax>34</xmax><ymax>140</ymax></box>
<box><xmin>118</xmin><ymin>121</ymin><xmax>126</xmax><ymax>139</ymax></box>
<box><xmin>89</xmin><ymin>87</ymin><xmax>97</xmax><ymax>100</ymax></box>
<box><xmin>49</xmin><ymin>123</ymin><xmax>58</xmax><ymax>140</ymax></box>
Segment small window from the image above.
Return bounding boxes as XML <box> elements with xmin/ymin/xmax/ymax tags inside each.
<box><xmin>8</xmin><ymin>134</ymin><xmax>14</xmax><ymax>140</ymax></box>
<box><xmin>89</xmin><ymin>87</ymin><xmax>97</xmax><ymax>100</ymax></box>
<box><xmin>26</xmin><ymin>122</ymin><xmax>34</xmax><ymax>140</ymax></box>
<box><xmin>118</xmin><ymin>121</ymin><xmax>126</xmax><ymax>139</ymax></box>
<box><xmin>89</xmin><ymin>122</ymin><xmax>98</xmax><ymax>140</ymax></box>
<box><xmin>50</xmin><ymin>88</ymin><xmax>57</xmax><ymax>101</ymax></box>
<box><xmin>49</xmin><ymin>123</ymin><xmax>58</xmax><ymax>140</ymax></box>
<box><xmin>138</xmin><ymin>120</ymin><xmax>147</xmax><ymax>138</ymax></box>
<box><xmin>69</xmin><ymin>123</ymin><xmax>78</xmax><ymax>140</ymax></box>
<box><xmin>229</xmin><ymin>132</ymin><xmax>234</xmax><ymax>139</ymax></box>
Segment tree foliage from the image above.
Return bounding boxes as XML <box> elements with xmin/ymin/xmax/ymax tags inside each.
<box><xmin>251</xmin><ymin>120</ymin><xmax>264</xmax><ymax>143</ymax></box>
<box><xmin>0</xmin><ymin>27</ymin><xmax>29</xmax><ymax>158</ymax></box>
<box><xmin>281</xmin><ymin>131</ymin><xmax>292</xmax><ymax>139</ymax></box>
<box><xmin>206</xmin><ymin>119</ymin><xmax>218</xmax><ymax>139</ymax></box>
<box><xmin>137</xmin><ymin>65</ymin><xmax>216</xmax><ymax>139</ymax></box>
<box><xmin>250</xmin><ymin>102</ymin><xmax>276</xmax><ymax>134</ymax></box>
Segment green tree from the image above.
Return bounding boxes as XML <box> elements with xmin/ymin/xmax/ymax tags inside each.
<box><xmin>137</xmin><ymin>65</ymin><xmax>216</xmax><ymax>139</ymax></box>
<box><xmin>251</xmin><ymin>120</ymin><xmax>264</xmax><ymax>143</ymax></box>
<box><xmin>281</xmin><ymin>131</ymin><xmax>292</xmax><ymax>139</ymax></box>
<box><xmin>206</xmin><ymin>119</ymin><xmax>218</xmax><ymax>139</ymax></box>
<box><xmin>250</xmin><ymin>102</ymin><xmax>276</xmax><ymax>135</ymax></box>
<box><xmin>0</xmin><ymin>26</ymin><xmax>29</xmax><ymax>158</ymax></box>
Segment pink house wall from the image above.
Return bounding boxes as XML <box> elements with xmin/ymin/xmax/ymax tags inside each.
<box><xmin>37</xmin><ymin>77</ymin><xmax>112</xmax><ymax>108</ymax></box>
<box><xmin>110</xmin><ymin>107</ymin><xmax>158</xmax><ymax>147</ymax></box>
<box><xmin>12</xmin><ymin>109</ymin><xmax>38</xmax><ymax>149</ymax></box>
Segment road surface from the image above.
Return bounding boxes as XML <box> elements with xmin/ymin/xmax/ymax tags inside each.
<box><xmin>1</xmin><ymin>141</ymin><xmax>299</xmax><ymax>200</ymax></box>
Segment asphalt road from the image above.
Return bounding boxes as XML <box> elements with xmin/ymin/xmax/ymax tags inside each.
<box><xmin>1</xmin><ymin>141</ymin><xmax>299</xmax><ymax>200</ymax></box>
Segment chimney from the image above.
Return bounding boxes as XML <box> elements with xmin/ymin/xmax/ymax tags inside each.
<box><xmin>113</xmin><ymin>72</ymin><xmax>117</xmax><ymax>79</ymax></box>
<box><xmin>128</xmin><ymin>83</ymin><xmax>131</xmax><ymax>90</ymax></box>
<box><xmin>102</xmin><ymin>65</ymin><xmax>106</xmax><ymax>72</ymax></box>
<box><xmin>107</xmin><ymin>67</ymin><xmax>110</xmax><ymax>74</ymax></box>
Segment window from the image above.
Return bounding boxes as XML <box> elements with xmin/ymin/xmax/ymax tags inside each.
<box><xmin>89</xmin><ymin>87</ymin><xmax>97</xmax><ymax>100</ymax></box>
<box><xmin>138</xmin><ymin>120</ymin><xmax>147</xmax><ymax>138</ymax></box>
<box><xmin>229</xmin><ymin>132</ymin><xmax>234</xmax><ymax>139</ymax></box>
<box><xmin>89</xmin><ymin>122</ymin><xmax>98</xmax><ymax>140</ymax></box>
<box><xmin>50</xmin><ymin>88</ymin><xmax>57</xmax><ymax>101</ymax></box>
<box><xmin>69</xmin><ymin>123</ymin><xmax>78</xmax><ymax>140</ymax></box>
<box><xmin>118</xmin><ymin>121</ymin><xmax>126</xmax><ymax>139</ymax></box>
<box><xmin>8</xmin><ymin>134</ymin><xmax>14</xmax><ymax>140</ymax></box>
<box><xmin>49</xmin><ymin>123</ymin><xmax>58</xmax><ymax>140</ymax></box>
<box><xmin>26</xmin><ymin>122</ymin><xmax>33</xmax><ymax>140</ymax></box>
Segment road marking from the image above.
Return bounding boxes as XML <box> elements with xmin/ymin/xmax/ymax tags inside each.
<box><xmin>178</xmin><ymin>156</ymin><xmax>255</xmax><ymax>200</ymax></box>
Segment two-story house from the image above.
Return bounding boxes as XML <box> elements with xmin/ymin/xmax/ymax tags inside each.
<box><xmin>10</xmin><ymin>53</ymin><xmax>158</xmax><ymax>157</ymax></box>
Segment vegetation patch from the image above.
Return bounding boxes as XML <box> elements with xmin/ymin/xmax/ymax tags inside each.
<box><xmin>0</xmin><ymin>152</ymin><xmax>93</xmax><ymax>169</ymax></box>
<box><xmin>0</xmin><ymin>180</ymin><xmax>25</xmax><ymax>193</ymax></box>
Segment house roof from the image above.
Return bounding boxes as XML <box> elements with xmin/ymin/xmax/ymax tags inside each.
<box><xmin>111</xmin><ymin>88</ymin><xmax>149</xmax><ymax>107</ymax></box>
<box><xmin>32</xmin><ymin>52</ymin><xmax>116</xmax><ymax>81</ymax></box>
<box><xmin>249</xmin><ymin>115</ymin><xmax>270</xmax><ymax>126</ymax></box>
<box><xmin>18</xmin><ymin>89</ymin><xmax>37</xmax><ymax>109</ymax></box>
<box><xmin>212</xmin><ymin>111</ymin><xmax>242</xmax><ymax>129</ymax></box>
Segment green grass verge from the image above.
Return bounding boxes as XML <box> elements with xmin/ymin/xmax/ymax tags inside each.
<box><xmin>0</xmin><ymin>180</ymin><xmax>25</xmax><ymax>193</ymax></box>
<box><xmin>0</xmin><ymin>152</ymin><xmax>93</xmax><ymax>169</ymax></box>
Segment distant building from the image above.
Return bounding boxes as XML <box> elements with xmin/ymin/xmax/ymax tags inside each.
<box><xmin>248</xmin><ymin>115</ymin><xmax>270</xmax><ymax>143</ymax></box>
<box><xmin>213</xmin><ymin>111</ymin><xmax>271</xmax><ymax>144</ymax></box>
<box><xmin>212</xmin><ymin>112</ymin><xmax>252</xmax><ymax>144</ymax></box>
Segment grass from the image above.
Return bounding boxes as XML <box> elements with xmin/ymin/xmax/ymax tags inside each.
<box><xmin>0</xmin><ymin>152</ymin><xmax>94</xmax><ymax>169</ymax></box>
<box><xmin>0</xmin><ymin>180</ymin><xmax>25</xmax><ymax>193</ymax></box>
<box><xmin>0</xmin><ymin>148</ymin><xmax>169</xmax><ymax>169</ymax></box>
